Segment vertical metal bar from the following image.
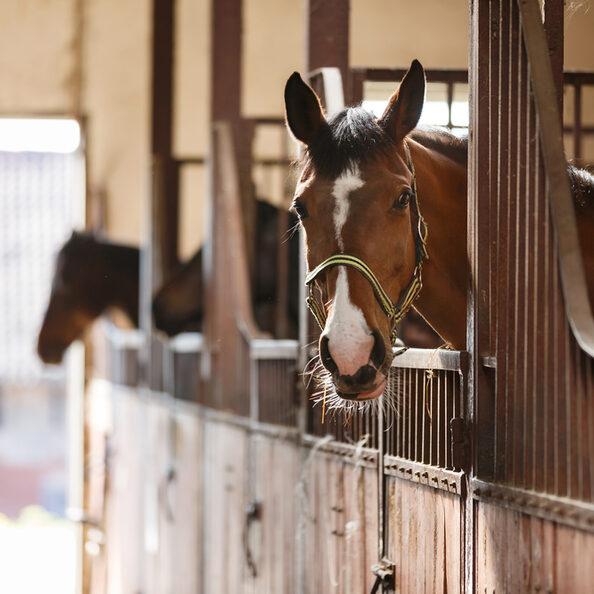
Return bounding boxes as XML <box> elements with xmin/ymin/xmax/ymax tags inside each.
<box><xmin>415</xmin><ymin>369</ymin><xmax>427</xmax><ymax>462</ymax></box>
<box><xmin>575</xmin><ymin>342</ymin><xmax>584</xmax><ymax>500</ymax></box>
<box><xmin>414</xmin><ymin>367</ymin><xmax>419</xmax><ymax>462</ymax></box>
<box><xmin>447</xmin><ymin>80</ymin><xmax>454</xmax><ymax>129</ymax></box>
<box><xmin>437</xmin><ymin>371</ymin><xmax>442</xmax><ymax>466</ymax></box>
<box><xmin>585</xmin><ymin>357</ymin><xmax>594</xmax><ymax>501</ymax></box>
<box><xmin>468</xmin><ymin>0</ymin><xmax>495</xmax><ymax>589</ymax></box>
<box><xmin>407</xmin><ymin>368</ymin><xmax>412</xmax><ymax>460</ymax></box>
<box><xmin>151</xmin><ymin>0</ymin><xmax>179</xmax><ymax>277</ymax></box>
<box><xmin>573</xmin><ymin>83</ymin><xmax>583</xmax><ymax>164</ymax></box>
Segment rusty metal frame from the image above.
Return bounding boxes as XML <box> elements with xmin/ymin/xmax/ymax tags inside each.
<box><xmin>472</xmin><ymin>477</ymin><xmax>594</xmax><ymax>533</ymax></box>
<box><xmin>384</xmin><ymin>455</ymin><xmax>465</xmax><ymax>496</ymax></box>
<box><xmin>518</xmin><ymin>0</ymin><xmax>594</xmax><ymax>358</ymax></box>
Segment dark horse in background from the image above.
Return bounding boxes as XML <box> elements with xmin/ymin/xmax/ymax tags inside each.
<box><xmin>153</xmin><ymin>199</ymin><xmax>302</xmax><ymax>338</ymax></box>
<box><xmin>284</xmin><ymin>59</ymin><xmax>594</xmax><ymax>405</ymax></box>
<box><xmin>37</xmin><ymin>232</ymin><xmax>139</xmax><ymax>364</ymax></box>
<box><xmin>38</xmin><ymin>201</ymin><xmax>303</xmax><ymax>364</ymax></box>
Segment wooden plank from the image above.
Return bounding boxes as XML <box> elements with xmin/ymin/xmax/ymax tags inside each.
<box><xmin>201</xmin><ymin>419</ymin><xmax>249</xmax><ymax>593</ymax></box>
<box><xmin>171</xmin><ymin>408</ymin><xmax>203</xmax><ymax>594</ymax></box>
<box><xmin>85</xmin><ymin>381</ymin><xmax>113</xmax><ymax>594</ymax></box>
<box><xmin>305</xmin><ymin>0</ymin><xmax>349</xmax><ymax>84</ymax></box>
<box><xmin>299</xmin><ymin>446</ymin><xmax>378</xmax><ymax>593</ymax></box>
<box><xmin>103</xmin><ymin>386</ymin><xmax>145</xmax><ymax>594</ymax></box>
<box><xmin>250</xmin><ymin>434</ymin><xmax>298</xmax><ymax>594</ymax></box>
<box><xmin>476</xmin><ymin>500</ymin><xmax>594</xmax><ymax>592</ymax></box>
<box><xmin>142</xmin><ymin>398</ymin><xmax>171</xmax><ymax>594</ymax></box>
<box><xmin>529</xmin><ymin>516</ymin><xmax>554</xmax><ymax>593</ymax></box>
<box><xmin>386</xmin><ymin>476</ymin><xmax>462</xmax><ymax>593</ymax></box>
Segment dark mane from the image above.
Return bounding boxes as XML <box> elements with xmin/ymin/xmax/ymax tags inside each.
<box><xmin>303</xmin><ymin>107</ymin><xmax>394</xmax><ymax>178</ymax></box>
<box><xmin>302</xmin><ymin>109</ymin><xmax>469</xmax><ymax>177</ymax></box>
<box><xmin>410</xmin><ymin>127</ymin><xmax>468</xmax><ymax>165</ymax></box>
<box><xmin>568</xmin><ymin>165</ymin><xmax>594</xmax><ymax>210</ymax></box>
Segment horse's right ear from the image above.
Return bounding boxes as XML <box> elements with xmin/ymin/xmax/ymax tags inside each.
<box><xmin>284</xmin><ymin>72</ymin><xmax>325</xmax><ymax>146</ymax></box>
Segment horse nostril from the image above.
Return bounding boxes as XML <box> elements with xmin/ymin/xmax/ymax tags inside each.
<box><xmin>319</xmin><ymin>335</ymin><xmax>338</xmax><ymax>374</ymax></box>
<box><xmin>370</xmin><ymin>330</ymin><xmax>386</xmax><ymax>369</ymax></box>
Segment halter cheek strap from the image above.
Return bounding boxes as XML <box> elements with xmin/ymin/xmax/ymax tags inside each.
<box><xmin>305</xmin><ymin>140</ymin><xmax>428</xmax><ymax>347</ymax></box>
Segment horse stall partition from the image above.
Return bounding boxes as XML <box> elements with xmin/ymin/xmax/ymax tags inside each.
<box><xmin>85</xmin><ymin>1</ymin><xmax>594</xmax><ymax>590</ymax></box>
<box><xmin>469</xmin><ymin>0</ymin><xmax>594</xmax><ymax>590</ymax></box>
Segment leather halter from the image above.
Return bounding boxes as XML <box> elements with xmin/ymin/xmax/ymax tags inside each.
<box><xmin>304</xmin><ymin>141</ymin><xmax>428</xmax><ymax>347</ymax></box>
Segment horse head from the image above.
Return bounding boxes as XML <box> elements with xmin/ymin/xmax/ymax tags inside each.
<box><xmin>37</xmin><ymin>233</ymin><xmax>107</xmax><ymax>363</ymax></box>
<box><xmin>38</xmin><ymin>232</ymin><xmax>139</xmax><ymax>363</ymax></box>
<box><xmin>152</xmin><ymin>248</ymin><xmax>204</xmax><ymax>336</ymax></box>
<box><xmin>285</xmin><ymin>60</ymin><xmax>428</xmax><ymax>403</ymax></box>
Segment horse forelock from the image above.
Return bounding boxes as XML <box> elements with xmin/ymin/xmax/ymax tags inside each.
<box><xmin>302</xmin><ymin>107</ymin><xmax>393</xmax><ymax>178</ymax></box>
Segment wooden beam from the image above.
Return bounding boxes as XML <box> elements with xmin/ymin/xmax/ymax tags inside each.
<box><xmin>305</xmin><ymin>0</ymin><xmax>350</xmax><ymax>84</ymax></box>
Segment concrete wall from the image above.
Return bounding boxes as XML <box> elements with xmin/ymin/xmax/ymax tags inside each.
<box><xmin>0</xmin><ymin>0</ymin><xmax>79</xmax><ymax>115</ymax></box>
<box><xmin>82</xmin><ymin>0</ymin><xmax>151</xmax><ymax>246</ymax></box>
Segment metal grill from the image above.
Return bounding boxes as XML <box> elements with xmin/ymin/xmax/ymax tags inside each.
<box><xmin>471</xmin><ymin>0</ymin><xmax>594</xmax><ymax>503</ymax></box>
<box><xmin>308</xmin><ymin>405</ymin><xmax>379</xmax><ymax>449</ymax></box>
<box><xmin>250</xmin><ymin>339</ymin><xmax>299</xmax><ymax>426</ymax></box>
<box><xmin>384</xmin><ymin>362</ymin><xmax>464</xmax><ymax>470</ymax></box>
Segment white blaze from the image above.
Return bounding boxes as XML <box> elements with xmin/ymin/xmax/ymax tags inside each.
<box><xmin>325</xmin><ymin>166</ymin><xmax>372</xmax><ymax>376</ymax></box>
<box><xmin>326</xmin><ymin>268</ymin><xmax>373</xmax><ymax>376</ymax></box>
<box><xmin>332</xmin><ymin>166</ymin><xmax>364</xmax><ymax>250</ymax></box>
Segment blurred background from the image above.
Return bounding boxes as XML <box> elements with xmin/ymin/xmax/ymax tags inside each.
<box><xmin>1</xmin><ymin>0</ymin><xmax>594</xmax><ymax>592</ymax></box>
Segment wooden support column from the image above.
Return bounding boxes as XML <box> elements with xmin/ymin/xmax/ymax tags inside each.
<box><xmin>151</xmin><ymin>0</ymin><xmax>178</xmax><ymax>281</ymax></box>
<box><xmin>140</xmin><ymin>0</ymin><xmax>178</xmax><ymax>392</ymax></box>
<box><xmin>211</xmin><ymin>0</ymin><xmax>241</xmax><ymax>126</ymax></box>
<box><xmin>305</xmin><ymin>0</ymin><xmax>350</xmax><ymax>84</ymax></box>
<box><xmin>210</xmin><ymin>0</ymin><xmax>255</xmax><ymax>268</ymax></box>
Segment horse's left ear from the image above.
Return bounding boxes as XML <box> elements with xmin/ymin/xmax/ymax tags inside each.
<box><xmin>379</xmin><ymin>59</ymin><xmax>426</xmax><ymax>143</ymax></box>
<box><xmin>284</xmin><ymin>72</ymin><xmax>326</xmax><ymax>145</ymax></box>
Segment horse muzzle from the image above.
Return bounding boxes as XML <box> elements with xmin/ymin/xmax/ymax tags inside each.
<box><xmin>320</xmin><ymin>330</ymin><xmax>390</xmax><ymax>400</ymax></box>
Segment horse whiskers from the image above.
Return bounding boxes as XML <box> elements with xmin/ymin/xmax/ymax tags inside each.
<box><xmin>284</xmin><ymin>222</ymin><xmax>301</xmax><ymax>242</ymax></box>
<box><xmin>302</xmin><ymin>340</ymin><xmax>408</xmax><ymax>418</ymax></box>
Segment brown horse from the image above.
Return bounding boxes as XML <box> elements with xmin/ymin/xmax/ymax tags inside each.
<box><xmin>285</xmin><ymin>60</ymin><xmax>467</xmax><ymax>404</ymax></box>
<box><xmin>37</xmin><ymin>232</ymin><xmax>139</xmax><ymax>364</ymax></box>
<box><xmin>153</xmin><ymin>199</ymin><xmax>301</xmax><ymax>338</ymax></box>
<box><xmin>285</xmin><ymin>60</ymin><xmax>594</xmax><ymax>405</ymax></box>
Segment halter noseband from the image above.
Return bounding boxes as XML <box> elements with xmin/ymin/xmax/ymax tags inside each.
<box><xmin>304</xmin><ymin>141</ymin><xmax>428</xmax><ymax>347</ymax></box>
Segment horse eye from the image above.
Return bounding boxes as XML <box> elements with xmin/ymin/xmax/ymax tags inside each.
<box><xmin>292</xmin><ymin>200</ymin><xmax>309</xmax><ymax>220</ymax></box>
<box><xmin>393</xmin><ymin>190</ymin><xmax>411</xmax><ymax>210</ymax></box>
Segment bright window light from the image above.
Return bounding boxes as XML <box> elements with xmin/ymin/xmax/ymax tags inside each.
<box><xmin>362</xmin><ymin>99</ymin><xmax>469</xmax><ymax>131</ymax></box>
<box><xmin>0</xmin><ymin>119</ymin><xmax>80</xmax><ymax>153</ymax></box>
<box><xmin>451</xmin><ymin>101</ymin><xmax>469</xmax><ymax>127</ymax></box>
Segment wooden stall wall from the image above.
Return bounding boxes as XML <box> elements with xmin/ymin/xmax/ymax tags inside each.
<box><xmin>475</xmin><ymin>502</ymin><xmax>594</xmax><ymax>592</ymax></box>
<box><xmin>299</xmin><ymin>445</ymin><xmax>379</xmax><ymax>593</ymax></box>
<box><xmin>386</xmin><ymin>479</ymin><xmax>463</xmax><ymax>593</ymax></box>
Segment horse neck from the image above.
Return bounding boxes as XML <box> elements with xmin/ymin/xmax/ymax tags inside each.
<box><xmin>408</xmin><ymin>139</ymin><xmax>468</xmax><ymax>349</ymax></box>
<box><xmin>99</xmin><ymin>242</ymin><xmax>140</xmax><ymax>326</ymax></box>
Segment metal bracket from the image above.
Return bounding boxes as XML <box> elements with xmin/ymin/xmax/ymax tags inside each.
<box><xmin>370</xmin><ymin>559</ymin><xmax>395</xmax><ymax>593</ymax></box>
<box><xmin>244</xmin><ymin>500</ymin><xmax>261</xmax><ymax>577</ymax></box>
<box><xmin>450</xmin><ymin>416</ymin><xmax>468</xmax><ymax>471</ymax></box>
